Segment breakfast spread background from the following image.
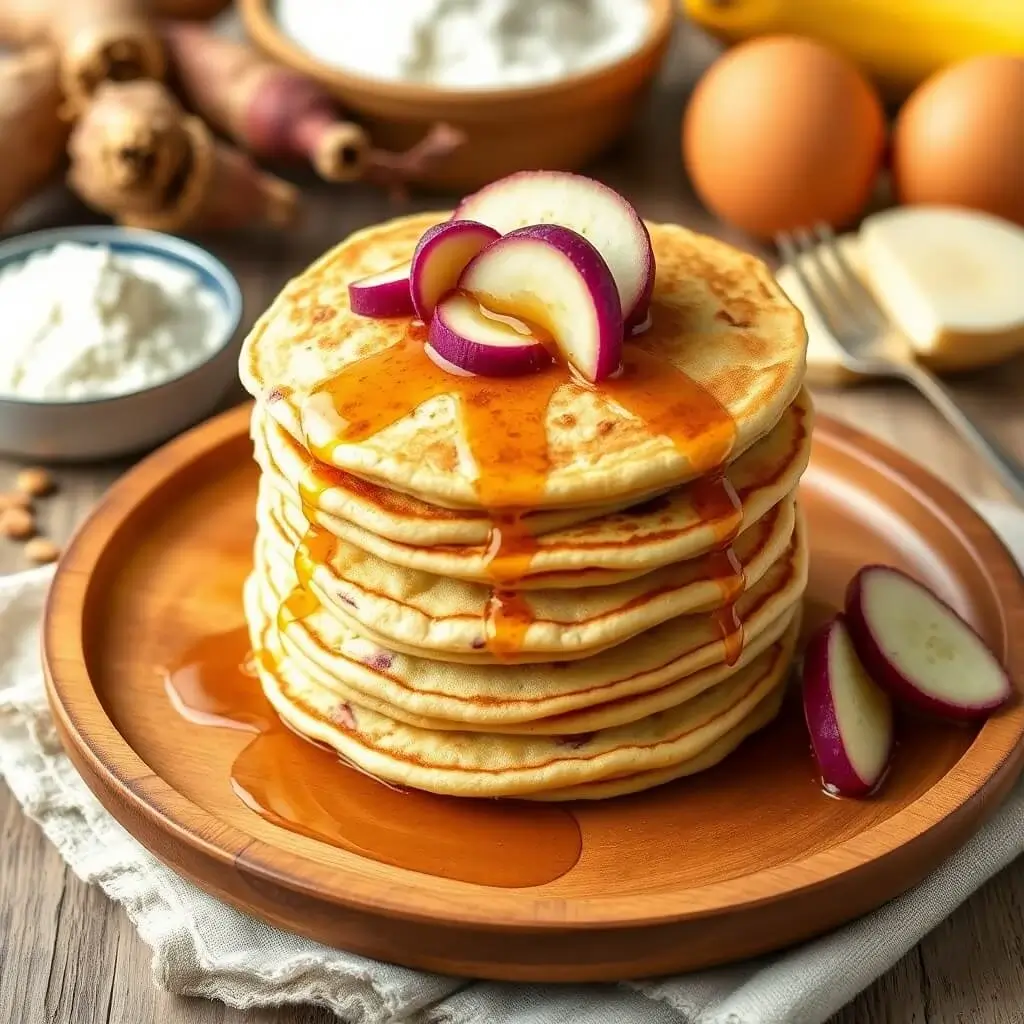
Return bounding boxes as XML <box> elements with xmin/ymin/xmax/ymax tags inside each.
<box><xmin>1</xmin><ymin>1</ymin><xmax>1023</xmax><ymax>1021</ymax></box>
<box><xmin>0</xmin><ymin>1</ymin><xmax>1020</xmax><ymax>471</ymax></box>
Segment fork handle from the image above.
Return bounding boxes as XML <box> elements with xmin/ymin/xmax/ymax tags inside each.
<box><xmin>900</xmin><ymin>364</ymin><xmax>1024</xmax><ymax>504</ymax></box>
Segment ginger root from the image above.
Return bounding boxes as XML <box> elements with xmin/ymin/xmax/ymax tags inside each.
<box><xmin>67</xmin><ymin>77</ymin><xmax>192</xmax><ymax>220</ymax></box>
<box><xmin>0</xmin><ymin>0</ymin><xmax>50</xmax><ymax>46</ymax></box>
<box><xmin>0</xmin><ymin>46</ymin><xmax>68</xmax><ymax>225</ymax></box>
<box><xmin>56</xmin><ymin>0</ymin><xmax>166</xmax><ymax>115</ymax></box>
<box><xmin>68</xmin><ymin>80</ymin><xmax>298</xmax><ymax>233</ymax></box>
<box><xmin>0</xmin><ymin>0</ymin><xmax>225</xmax><ymax>44</ymax></box>
<box><xmin>0</xmin><ymin>0</ymin><xmax>165</xmax><ymax>115</ymax></box>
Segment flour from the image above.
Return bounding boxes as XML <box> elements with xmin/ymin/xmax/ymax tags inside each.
<box><xmin>0</xmin><ymin>243</ymin><xmax>228</xmax><ymax>401</ymax></box>
<box><xmin>275</xmin><ymin>0</ymin><xmax>651</xmax><ymax>89</ymax></box>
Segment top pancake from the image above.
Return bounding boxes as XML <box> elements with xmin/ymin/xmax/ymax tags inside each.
<box><xmin>240</xmin><ymin>212</ymin><xmax>807</xmax><ymax>510</ymax></box>
<box><xmin>255</xmin><ymin>388</ymin><xmax>813</xmax><ymax>586</ymax></box>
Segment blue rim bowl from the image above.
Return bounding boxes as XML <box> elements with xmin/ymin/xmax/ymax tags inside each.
<box><xmin>0</xmin><ymin>225</ymin><xmax>244</xmax><ymax>462</ymax></box>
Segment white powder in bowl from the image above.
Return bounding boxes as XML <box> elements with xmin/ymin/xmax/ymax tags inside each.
<box><xmin>275</xmin><ymin>0</ymin><xmax>651</xmax><ymax>90</ymax></box>
<box><xmin>0</xmin><ymin>242</ymin><xmax>230</xmax><ymax>401</ymax></box>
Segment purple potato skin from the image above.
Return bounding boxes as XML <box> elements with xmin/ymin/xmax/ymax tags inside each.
<box><xmin>453</xmin><ymin>170</ymin><xmax>655</xmax><ymax>323</ymax></box>
<box><xmin>623</xmin><ymin>218</ymin><xmax>656</xmax><ymax>331</ymax></box>
<box><xmin>459</xmin><ymin>223</ymin><xmax>623</xmax><ymax>383</ymax></box>
<box><xmin>844</xmin><ymin>565</ymin><xmax>1012</xmax><ymax>721</ymax></box>
<box><xmin>410</xmin><ymin>220</ymin><xmax>500</xmax><ymax>321</ymax></box>
<box><xmin>348</xmin><ymin>270</ymin><xmax>415</xmax><ymax>319</ymax></box>
<box><xmin>428</xmin><ymin>295</ymin><xmax>553</xmax><ymax>378</ymax></box>
<box><xmin>802</xmin><ymin>615</ymin><xmax>891</xmax><ymax>798</ymax></box>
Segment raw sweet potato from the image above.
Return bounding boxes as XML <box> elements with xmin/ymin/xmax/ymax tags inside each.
<box><xmin>164</xmin><ymin>22</ymin><xmax>370</xmax><ymax>181</ymax></box>
<box><xmin>164</xmin><ymin>22</ymin><xmax>467</xmax><ymax>190</ymax></box>
<box><xmin>68</xmin><ymin>79</ymin><xmax>298</xmax><ymax>232</ymax></box>
<box><xmin>0</xmin><ymin>47</ymin><xmax>68</xmax><ymax>224</ymax></box>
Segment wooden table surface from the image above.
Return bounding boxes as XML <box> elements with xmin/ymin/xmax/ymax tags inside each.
<box><xmin>3</xmin><ymin>24</ymin><xmax>1024</xmax><ymax>1024</ymax></box>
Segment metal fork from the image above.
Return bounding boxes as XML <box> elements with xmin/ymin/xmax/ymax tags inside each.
<box><xmin>777</xmin><ymin>224</ymin><xmax>1024</xmax><ymax>504</ymax></box>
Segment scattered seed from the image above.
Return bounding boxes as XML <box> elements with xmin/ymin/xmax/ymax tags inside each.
<box><xmin>24</xmin><ymin>537</ymin><xmax>61</xmax><ymax>565</ymax></box>
<box><xmin>0</xmin><ymin>491</ymin><xmax>31</xmax><ymax>512</ymax></box>
<box><xmin>16</xmin><ymin>467</ymin><xmax>56</xmax><ymax>498</ymax></box>
<box><xmin>0</xmin><ymin>506</ymin><xmax>36</xmax><ymax>540</ymax></box>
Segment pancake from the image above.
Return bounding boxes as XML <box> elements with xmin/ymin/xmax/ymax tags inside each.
<box><xmin>250</xmin><ymin>594</ymin><xmax>799</xmax><ymax>797</ymax></box>
<box><xmin>240</xmin><ymin>213</ymin><xmax>807</xmax><ymax>510</ymax></box>
<box><xmin>239</xmin><ymin>202</ymin><xmax>812</xmax><ymax>802</ymax></box>
<box><xmin>252</xmin><ymin>404</ymin><xmax>638</xmax><ymax>547</ymax></box>
<box><xmin>527</xmin><ymin>685</ymin><xmax>786</xmax><ymax>801</ymax></box>
<box><xmin>273</xmin><ymin>588</ymin><xmax>796</xmax><ymax>736</ymax></box>
<box><xmin>256</xmin><ymin>388</ymin><xmax>814</xmax><ymax>586</ymax></box>
<box><xmin>259</xmin><ymin>488</ymin><xmax>797</xmax><ymax>662</ymax></box>
<box><xmin>254</xmin><ymin>512</ymin><xmax>808</xmax><ymax>729</ymax></box>
<box><xmin>279</xmin><ymin>608</ymin><xmax>796</xmax><ymax>735</ymax></box>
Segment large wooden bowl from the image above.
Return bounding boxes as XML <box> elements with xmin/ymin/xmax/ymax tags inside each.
<box><xmin>156</xmin><ymin>0</ymin><xmax>231</xmax><ymax>17</ymax></box>
<box><xmin>43</xmin><ymin>404</ymin><xmax>1024</xmax><ymax>981</ymax></box>
<box><xmin>239</xmin><ymin>0</ymin><xmax>676</xmax><ymax>191</ymax></box>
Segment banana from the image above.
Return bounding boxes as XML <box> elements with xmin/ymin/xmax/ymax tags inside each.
<box><xmin>682</xmin><ymin>0</ymin><xmax>1024</xmax><ymax>97</ymax></box>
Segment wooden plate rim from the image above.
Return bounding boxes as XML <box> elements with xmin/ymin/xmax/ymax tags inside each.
<box><xmin>43</xmin><ymin>402</ymin><xmax>1024</xmax><ymax>931</ymax></box>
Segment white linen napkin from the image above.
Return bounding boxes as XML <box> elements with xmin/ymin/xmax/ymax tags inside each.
<box><xmin>2</xmin><ymin>501</ymin><xmax>1023</xmax><ymax>1024</ymax></box>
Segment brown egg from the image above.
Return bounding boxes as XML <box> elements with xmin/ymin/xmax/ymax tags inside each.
<box><xmin>682</xmin><ymin>36</ymin><xmax>886</xmax><ymax>239</ymax></box>
<box><xmin>893</xmin><ymin>56</ymin><xmax>1024</xmax><ymax>227</ymax></box>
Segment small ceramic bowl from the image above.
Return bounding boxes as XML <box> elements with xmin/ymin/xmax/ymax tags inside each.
<box><xmin>239</xmin><ymin>0</ymin><xmax>675</xmax><ymax>192</ymax></box>
<box><xmin>0</xmin><ymin>225</ymin><xmax>243</xmax><ymax>462</ymax></box>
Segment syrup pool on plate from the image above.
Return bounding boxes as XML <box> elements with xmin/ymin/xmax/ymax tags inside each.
<box><xmin>163</xmin><ymin>627</ymin><xmax>583</xmax><ymax>887</ymax></box>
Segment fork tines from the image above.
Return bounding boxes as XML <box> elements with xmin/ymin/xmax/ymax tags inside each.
<box><xmin>775</xmin><ymin>224</ymin><xmax>889</xmax><ymax>344</ymax></box>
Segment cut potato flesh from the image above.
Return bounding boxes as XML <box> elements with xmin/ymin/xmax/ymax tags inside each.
<box><xmin>803</xmin><ymin>616</ymin><xmax>894</xmax><ymax>797</ymax></box>
<box><xmin>846</xmin><ymin>566</ymin><xmax>1012</xmax><ymax>719</ymax></box>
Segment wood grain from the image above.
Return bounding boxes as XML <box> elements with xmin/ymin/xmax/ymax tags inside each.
<box><xmin>4</xmin><ymin>20</ymin><xmax>1024</xmax><ymax>1023</ymax></box>
<box><xmin>6</xmin><ymin>383</ymin><xmax>1024</xmax><ymax>1024</ymax></box>
<box><xmin>34</xmin><ymin>403</ymin><xmax>1024</xmax><ymax>983</ymax></box>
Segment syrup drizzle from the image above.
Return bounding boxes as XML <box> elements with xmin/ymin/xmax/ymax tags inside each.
<box><xmin>706</xmin><ymin>547</ymin><xmax>746</xmax><ymax>666</ymax></box>
<box><xmin>277</xmin><ymin>528</ymin><xmax>325</xmax><ymax>631</ymax></box>
<box><xmin>690</xmin><ymin>471</ymin><xmax>746</xmax><ymax>666</ymax></box>
<box><xmin>483</xmin><ymin>589</ymin><xmax>535</xmax><ymax>659</ymax></box>
<box><xmin>164</xmin><ymin>305</ymin><xmax>751</xmax><ymax>866</ymax></box>
<box><xmin>483</xmin><ymin>513</ymin><xmax>542</xmax><ymax>661</ymax></box>
<box><xmin>163</xmin><ymin>628</ymin><xmax>583</xmax><ymax>886</ymax></box>
<box><xmin>300</xmin><ymin>321</ymin><xmax>741</xmax><ymax>658</ymax></box>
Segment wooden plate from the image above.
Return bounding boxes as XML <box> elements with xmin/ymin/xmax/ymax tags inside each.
<box><xmin>44</xmin><ymin>403</ymin><xmax>1024</xmax><ymax>982</ymax></box>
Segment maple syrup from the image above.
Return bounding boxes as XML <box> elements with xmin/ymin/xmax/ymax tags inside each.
<box><xmin>164</xmin><ymin>303</ymin><xmax>763</xmax><ymax>864</ymax></box>
<box><xmin>691</xmin><ymin>471</ymin><xmax>746</xmax><ymax>666</ymax></box>
<box><xmin>305</xmin><ymin>325</ymin><xmax>562</xmax><ymax>509</ymax></box>
<box><xmin>690</xmin><ymin>471</ymin><xmax>743</xmax><ymax>548</ymax></box>
<box><xmin>484</xmin><ymin>512</ymin><xmax>540</xmax><ymax>586</ymax></box>
<box><xmin>301</xmin><ymin>328</ymin><xmax>742</xmax><ymax>658</ymax></box>
<box><xmin>164</xmin><ymin>627</ymin><xmax>583</xmax><ymax>887</ymax></box>
<box><xmin>705</xmin><ymin>547</ymin><xmax>746</xmax><ymax>666</ymax></box>
<box><xmin>483</xmin><ymin>589</ymin><xmax>535</xmax><ymax>660</ymax></box>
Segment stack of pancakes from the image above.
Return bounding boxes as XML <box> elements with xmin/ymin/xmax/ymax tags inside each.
<box><xmin>239</xmin><ymin>213</ymin><xmax>810</xmax><ymax>800</ymax></box>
